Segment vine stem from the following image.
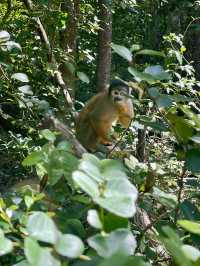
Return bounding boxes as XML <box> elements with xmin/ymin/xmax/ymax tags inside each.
<box><xmin>174</xmin><ymin>165</ymin><xmax>187</xmax><ymax>223</ymax></box>
<box><xmin>183</xmin><ymin>17</ymin><xmax>200</xmax><ymax>40</ymax></box>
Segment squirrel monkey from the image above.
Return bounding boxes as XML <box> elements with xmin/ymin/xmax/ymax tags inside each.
<box><xmin>76</xmin><ymin>79</ymin><xmax>134</xmax><ymax>151</ymax></box>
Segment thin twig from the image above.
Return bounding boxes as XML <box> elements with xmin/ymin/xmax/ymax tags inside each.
<box><xmin>106</xmin><ymin>119</ymin><xmax>133</xmax><ymax>157</ymax></box>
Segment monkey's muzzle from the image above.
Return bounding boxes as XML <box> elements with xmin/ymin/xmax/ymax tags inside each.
<box><xmin>114</xmin><ymin>96</ymin><xmax>123</xmax><ymax>102</ymax></box>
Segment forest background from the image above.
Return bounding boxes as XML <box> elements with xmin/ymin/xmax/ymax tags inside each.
<box><xmin>0</xmin><ymin>0</ymin><xmax>200</xmax><ymax>265</ymax></box>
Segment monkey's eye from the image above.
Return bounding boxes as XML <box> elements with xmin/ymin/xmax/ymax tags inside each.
<box><xmin>114</xmin><ymin>91</ymin><xmax>119</xmax><ymax>95</ymax></box>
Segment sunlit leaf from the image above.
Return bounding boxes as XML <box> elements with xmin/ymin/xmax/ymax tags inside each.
<box><xmin>0</xmin><ymin>31</ymin><xmax>10</xmax><ymax>42</ymax></box>
<box><xmin>77</xmin><ymin>71</ymin><xmax>90</xmax><ymax>83</ymax></box>
<box><xmin>111</xmin><ymin>43</ymin><xmax>132</xmax><ymax>62</ymax></box>
<box><xmin>55</xmin><ymin>234</ymin><xmax>84</xmax><ymax>258</ymax></box>
<box><xmin>87</xmin><ymin>209</ymin><xmax>103</xmax><ymax>229</ymax></box>
<box><xmin>182</xmin><ymin>245</ymin><xmax>200</xmax><ymax>261</ymax></box>
<box><xmin>18</xmin><ymin>85</ymin><xmax>33</xmax><ymax>95</ymax></box>
<box><xmin>22</xmin><ymin>151</ymin><xmax>44</xmax><ymax>166</ymax></box>
<box><xmin>0</xmin><ymin>229</ymin><xmax>13</xmax><ymax>256</ymax></box>
<box><xmin>178</xmin><ymin>220</ymin><xmax>200</xmax><ymax>235</ymax></box>
<box><xmin>41</xmin><ymin>129</ymin><xmax>56</xmax><ymax>142</ymax></box>
<box><xmin>135</xmin><ymin>49</ymin><xmax>165</xmax><ymax>57</ymax></box>
<box><xmin>27</xmin><ymin>212</ymin><xmax>59</xmax><ymax>244</ymax></box>
<box><xmin>25</xmin><ymin>237</ymin><xmax>60</xmax><ymax>266</ymax></box>
<box><xmin>11</xmin><ymin>73</ymin><xmax>29</xmax><ymax>83</ymax></box>
<box><xmin>6</xmin><ymin>41</ymin><xmax>21</xmax><ymax>51</ymax></box>
<box><xmin>144</xmin><ymin>65</ymin><xmax>171</xmax><ymax>80</ymax></box>
<box><xmin>128</xmin><ymin>67</ymin><xmax>157</xmax><ymax>84</ymax></box>
<box><xmin>88</xmin><ymin>229</ymin><xmax>136</xmax><ymax>258</ymax></box>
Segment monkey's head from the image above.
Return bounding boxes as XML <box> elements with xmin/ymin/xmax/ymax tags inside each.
<box><xmin>108</xmin><ymin>79</ymin><xmax>130</xmax><ymax>103</ymax></box>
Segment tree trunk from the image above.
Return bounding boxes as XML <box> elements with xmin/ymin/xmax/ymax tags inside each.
<box><xmin>60</xmin><ymin>0</ymin><xmax>80</xmax><ymax>93</ymax></box>
<box><xmin>96</xmin><ymin>0</ymin><xmax>112</xmax><ymax>91</ymax></box>
<box><xmin>186</xmin><ymin>20</ymin><xmax>200</xmax><ymax>81</ymax></box>
<box><xmin>136</xmin><ymin>128</ymin><xmax>146</xmax><ymax>162</ymax></box>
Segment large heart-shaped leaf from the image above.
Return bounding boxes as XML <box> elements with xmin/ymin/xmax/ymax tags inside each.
<box><xmin>72</xmin><ymin>155</ymin><xmax>138</xmax><ymax>218</ymax></box>
<box><xmin>25</xmin><ymin>237</ymin><xmax>60</xmax><ymax>266</ymax></box>
<box><xmin>27</xmin><ymin>212</ymin><xmax>59</xmax><ymax>244</ymax></box>
<box><xmin>0</xmin><ymin>229</ymin><xmax>13</xmax><ymax>256</ymax></box>
<box><xmin>88</xmin><ymin>229</ymin><xmax>137</xmax><ymax>258</ymax></box>
<box><xmin>55</xmin><ymin>234</ymin><xmax>84</xmax><ymax>258</ymax></box>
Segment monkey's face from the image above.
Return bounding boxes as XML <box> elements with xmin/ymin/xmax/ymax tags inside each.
<box><xmin>110</xmin><ymin>86</ymin><xmax>129</xmax><ymax>103</ymax></box>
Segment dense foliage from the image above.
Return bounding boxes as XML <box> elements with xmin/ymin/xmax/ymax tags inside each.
<box><xmin>0</xmin><ymin>0</ymin><xmax>200</xmax><ymax>265</ymax></box>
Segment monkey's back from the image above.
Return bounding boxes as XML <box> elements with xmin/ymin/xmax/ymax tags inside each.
<box><xmin>75</xmin><ymin>92</ymin><xmax>118</xmax><ymax>150</ymax></box>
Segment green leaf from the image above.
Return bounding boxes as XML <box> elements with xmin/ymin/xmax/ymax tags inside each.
<box><xmin>100</xmin><ymin>159</ymin><xmax>127</xmax><ymax>180</ymax></box>
<box><xmin>186</xmin><ymin>149</ymin><xmax>200</xmax><ymax>172</ymax></box>
<box><xmin>97</xmin><ymin>178</ymin><xmax>137</xmax><ymax>217</ymax></box>
<box><xmin>166</xmin><ymin>112</ymin><xmax>194</xmax><ymax>144</ymax></box>
<box><xmin>138</xmin><ymin>116</ymin><xmax>168</xmax><ymax>132</ymax></box>
<box><xmin>25</xmin><ymin>237</ymin><xmax>60</xmax><ymax>266</ymax></box>
<box><xmin>191</xmin><ymin>135</ymin><xmax>200</xmax><ymax>144</ymax></box>
<box><xmin>88</xmin><ymin>229</ymin><xmax>136</xmax><ymax>258</ymax></box>
<box><xmin>48</xmin><ymin>150</ymin><xmax>78</xmax><ymax>185</ymax></box>
<box><xmin>178</xmin><ymin>220</ymin><xmax>200</xmax><ymax>235</ymax></box>
<box><xmin>41</xmin><ymin>129</ymin><xmax>56</xmax><ymax>142</ymax></box>
<box><xmin>104</xmin><ymin>213</ymin><xmax>128</xmax><ymax>233</ymax></box>
<box><xmin>156</xmin><ymin>95</ymin><xmax>173</xmax><ymax>108</ymax></box>
<box><xmin>144</xmin><ymin>65</ymin><xmax>171</xmax><ymax>80</ymax></box>
<box><xmin>55</xmin><ymin>234</ymin><xmax>84</xmax><ymax>258</ymax></box>
<box><xmin>128</xmin><ymin>67</ymin><xmax>157</xmax><ymax>84</ymax></box>
<box><xmin>22</xmin><ymin>150</ymin><xmax>44</xmax><ymax>166</ymax></box>
<box><xmin>25</xmin><ymin>237</ymin><xmax>41</xmax><ymax>265</ymax></box>
<box><xmin>6</xmin><ymin>41</ymin><xmax>21</xmax><ymax>51</ymax></box>
<box><xmin>57</xmin><ymin>141</ymin><xmax>73</xmax><ymax>152</ymax></box>
<box><xmin>175</xmin><ymin>50</ymin><xmax>183</xmax><ymax>65</ymax></box>
<box><xmin>182</xmin><ymin>245</ymin><xmax>200</xmax><ymax>261</ymax></box>
<box><xmin>111</xmin><ymin>43</ymin><xmax>132</xmax><ymax>62</ymax></box>
<box><xmin>130</xmin><ymin>44</ymin><xmax>141</xmax><ymax>52</ymax></box>
<box><xmin>100</xmin><ymin>253</ymin><xmax>151</xmax><ymax>266</ymax></box>
<box><xmin>13</xmin><ymin>260</ymin><xmax>31</xmax><ymax>266</ymax></box>
<box><xmin>153</xmin><ymin>187</ymin><xmax>177</xmax><ymax>208</ymax></box>
<box><xmin>0</xmin><ymin>31</ymin><xmax>10</xmax><ymax>42</ymax></box>
<box><xmin>72</xmin><ymin>171</ymin><xmax>99</xmax><ymax>198</ymax></box>
<box><xmin>64</xmin><ymin>219</ymin><xmax>86</xmax><ymax>238</ymax></box>
<box><xmin>148</xmin><ymin>87</ymin><xmax>160</xmax><ymax>98</ymax></box>
<box><xmin>87</xmin><ymin>209</ymin><xmax>103</xmax><ymax>229</ymax></box>
<box><xmin>11</xmin><ymin>73</ymin><xmax>29</xmax><ymax>83</ymax></box>
<box><xmin>18</xmin><ymin>85</ymin><xmax>33</xmax><ymax>95</ymax></box>
<box><xmin>79</xmin><ymin>157</ymin><xmax>102</xmax><ymax>182</ymax></box>
<box><xmin>159</xmin><ymin>226</ymin><xmax>192</xmax><ymax>266</ymax></box>
<box><xmin>135</xmin><ymin>49</ymin><xmax>165</xmax><ymax>57</ymax></box>
<box><xmin>0</xmin><ymin>229</ymin><xmax>13</xmax><ymax>256</ymax></box>
<box><xmin>73</xmin><ymin>156</ymin><xmax>138</xmax><ymax>218</ymax></box>
<box><xmin>77</xmin><ymin>71</ymin><xmax>90</xmax><ymax>84</ymax></box>
<box><xmin>64</xmin><ymin>61</ymin><xmax>75</xmax><ymax>74</ymax></box>
<box><xmin>24</xmin><ymin>195</ymin><xmax>34</xmax><ymax>209</ymax></box>
<box><xmin>27</xmin><ymin>212</ymin><xmax>59</xmax><ymax>244</ymax></box>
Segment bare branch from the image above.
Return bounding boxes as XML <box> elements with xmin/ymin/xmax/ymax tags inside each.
<box><xmin>22</xmin><ymin>0</ymin><xmax>74</xmax><ymax>110</ymax></box>
<box><xmin>41</xmin><ymin>114</ymin><xmax>86</xmax><ymax>157</ymax></box>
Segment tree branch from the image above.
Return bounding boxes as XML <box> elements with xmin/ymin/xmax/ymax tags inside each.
<box><xmin>40</xmin><ymin>114</ymin><xmax>86</xmax><ymax>157</ymax></box>
<box><xmin>22</xmin><ymin>0</ymin><xmax>74</xmax><ymax>110</ymax></box>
